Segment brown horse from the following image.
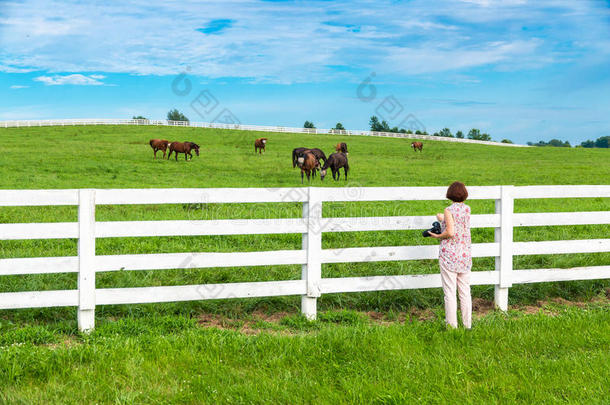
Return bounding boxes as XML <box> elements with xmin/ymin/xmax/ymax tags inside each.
<box><xmin>255</xmin><ymin>138</ymin><xmax>267</xmax><ymax>154</ymax></box>
<box><xmin>298</xmin><ymin>151</ymin><xmax>318</xmax><ymax>183</ymax></box>
<box><xmin>149</xmin><ymin>139</ymin><xmax>170</xmax><ymax>159</ymax></box>
<box><xmin>168</xmin><ymin>142</ymin><xmax>200</xmax><ymax>161</ymax></box>
<box><xmin>335</xmin><ymin>142</ymin><xmax>348</xmax><ymax>154</ymax></box>
<box><xmin>411</xmin><ymin>141</ymin><xmax>423</xmax><ymax>152</ymax></box>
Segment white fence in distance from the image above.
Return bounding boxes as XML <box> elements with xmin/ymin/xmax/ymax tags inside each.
<box><xmin>0</xmin><ymin>118</ymin><xmax>528</xmax><ymax>147</ymax></box>
<box><xmin>1</xmin><ymin>185</ymin><xmax>609</xmax><ymax>332</ymax></box>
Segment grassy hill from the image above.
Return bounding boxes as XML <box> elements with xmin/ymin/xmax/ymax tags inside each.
<box><xmin>1</xmin><ymin>125</ymin><xmax>609</xmax><ymax>189</ymax></box>
<box><xmin>0</xmin><ymin>125</ymin><xmax>609</xmax><ymax>403</ymax></box>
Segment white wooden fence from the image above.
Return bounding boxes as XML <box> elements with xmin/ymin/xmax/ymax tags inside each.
<box><xmin>0</xmin><ymin>118</ymin><xmax>528</xmax><ymax>147</ymax></box>
<box><xmin>1</xmin><ymin>185</ymin><xmax>609</xmax><ymax>332</ymax></box>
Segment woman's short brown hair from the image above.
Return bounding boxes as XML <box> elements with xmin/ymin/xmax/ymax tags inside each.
<box><xmin>446</xmin><ymin>181</ymin><xmax>468</xmax><ymax>202</ymax></box>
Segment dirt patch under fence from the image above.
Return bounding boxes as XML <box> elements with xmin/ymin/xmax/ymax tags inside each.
<box><xmin>194</xmin><ymin>295</ymin><xmax>609</xmax><ymax>335</ymax></box>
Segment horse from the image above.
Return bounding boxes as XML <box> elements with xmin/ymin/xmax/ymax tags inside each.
<box><xmin>149</xmin><ymin>139</ymin><xmax>170</xmax><ymax>159</ymax></box>
<box><xmin>168</xmin><ymin>142</ymin><xmax>200</xmax><ymax>161</ymax></box>
<box><xmin>297</xmin><ymin>151</ymin><xmax>318</xmax><ymax>183</ymax></box>
<box><xmin>411</xmin><ymin>141</ymin><xmax>423</xmax><ymax>152</ymax></box>
<box><xmin>335</xmin><ymin>142</ymin><xmax>348</xmax><ymax>154</ymax></box>
<box><xmin>292</xmin><ymin>147</ymin><xmax>327</xmax><ymax>168</ymax></box>
<box><xmin>292</xmin><ymin>147</ymin><xmax>308</xmax><ymax>167</ymax></box>
<box><xmin>321</xmin><ymin>152</ymin><xmax>349</xmax><ymax>181</ymax></box>
<box><xmin>255</xmin><ymin>138</ymin><xmax>267</xmax><ymax>154</ymax></box>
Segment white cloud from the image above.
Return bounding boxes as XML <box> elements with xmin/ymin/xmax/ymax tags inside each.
<box><xmin>384</xmin><ymin>39</ymin><xmax>545</xmax><ymax>75</ymax></box>
<box><xmin>0</xmin><ymin>0</ymin><xmax>608</xmax><ymax>83</ymax></box>
<box><xmin>33</xmin><ymin>74</ymin><xmax>106</xmax><ymax>85</ymax></box>
<box><xmin>10</xmin><ymin>85</ymin><xmax>29</xmax><ymax>89</ymax></box>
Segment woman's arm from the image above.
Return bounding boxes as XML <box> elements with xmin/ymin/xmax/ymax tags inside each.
<box><xmin>430</xmin><ymin>208</ymin><xmax>455</xmax><ymax>240</ymax></box>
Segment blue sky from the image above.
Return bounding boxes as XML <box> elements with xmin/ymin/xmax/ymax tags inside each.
<box><xmin>1</xmin><ymin>0</ymin><xmax>609</xmax><ymax>144</ymax></box>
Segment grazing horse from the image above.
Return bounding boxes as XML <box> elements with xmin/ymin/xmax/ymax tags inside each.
<box><xmin>168</xmin><ymin>142</ymin><xmax>200</xmax><ymax>161</ymax></box>
<box><xmin>149</xmin><ymin>139</ymin><xmax>170</xmax><ymax>159</ymax></box>
<box><xmin>335</xmin><ymin>142</ymin><xmax>348</xmax><ymax>154</ymax></box>
<box><xmin>255</xmin><ymin>138</ymin><xmax>267</xmax><ymax>154</ymax></box>
<box><xmin>321</xmin><ymin>152</ymin><xmax>349</xmax><ymax>181</ymax></box>
<box><xmin>411</xmin><ymin>141</ymin><xmax>423</xmax><ymax>152</ymax></box>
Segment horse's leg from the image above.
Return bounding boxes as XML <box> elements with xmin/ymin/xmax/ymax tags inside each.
<box><xmin>153</xmin><ymin>148</ymin><xmax>157</xmax><ymax>159</ymax></box>
<box><xmin>301</xmin><ymin>170</ymin><xmax>304</xmax><ymax>184</ymax></box>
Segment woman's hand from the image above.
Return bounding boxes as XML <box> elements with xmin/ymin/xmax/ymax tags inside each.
<box><xmin>430</xmin><ymin>209</ymin><xmax>455</xmax><ymax>240</ymax></box>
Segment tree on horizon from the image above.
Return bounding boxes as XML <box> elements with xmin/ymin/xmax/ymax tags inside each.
<box><xmin>167</xmin><ymin>109</ymin><xmax>189</xmax><ymax>122</ymax></box>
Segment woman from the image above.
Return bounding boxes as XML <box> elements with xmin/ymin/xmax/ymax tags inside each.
<box><xmin>429</xmin><ymin>181</ymin><xmax>472</xmax><ymax>329</ymax></box>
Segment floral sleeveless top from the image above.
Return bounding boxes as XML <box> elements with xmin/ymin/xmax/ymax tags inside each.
<box><xmin>439</xmin><ymin>202</ymin><xmax>472</xmax><ymax>273</ymax></box>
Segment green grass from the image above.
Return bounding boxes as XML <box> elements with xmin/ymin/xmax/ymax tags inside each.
<box><xmin>0</xmin><ymin>304</ymin><xmax>609</xmax><ymax>404</ymax></box>
<box><xmin>0</xmin><ymin>125</ymin><xmax>609</xmax><ymax>402</ymax></box>
<box><xmin>1</xmin><ymin>125</ymin><xmax>609</xmax><ymax>189</ymax></box>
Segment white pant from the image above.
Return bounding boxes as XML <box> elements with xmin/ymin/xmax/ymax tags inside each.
<box><xmin>440</xmin><ymin>268</ymin><xmax>472</xmax><ymax>329</ymax></box>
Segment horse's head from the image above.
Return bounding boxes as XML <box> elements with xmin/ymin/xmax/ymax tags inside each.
<box><xmin>191</xmin><ymin>143</ymin><xmax>200</xmax><ymax>156</ymax></box>
<box><xmin>320</xmin><ymin>169</ymin><xmax>327</xmax><ymax>181</ymax></box>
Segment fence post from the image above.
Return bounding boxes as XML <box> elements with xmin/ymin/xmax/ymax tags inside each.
<box><xmin>494</xmin><ymin>185</ymin><xmax>514</xmax><ymax>311</ymax></box>
<box><xmin>301</xmin><ymin>187</ymin><xmax>322</xmax><ymax>320</ymax></box>
<box><xmin>78</xmin><ymin>189</ymin><xmax>96</xmax><ymax>332</ymax></box>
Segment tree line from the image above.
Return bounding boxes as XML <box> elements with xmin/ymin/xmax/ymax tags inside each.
<box><xmin>303</xmin><ymin>117</ymin><xmax>501</xmax><ymax>141</ymax></box>
<box><xmin>579</xmin><ymin>136</ymin><xmax>609</xmax><ymax>148</ymax></box>
<box><xmin>142</xmin><ymin>111</ymin><xmax>609</xmax><ymax>148</ymax></box>
<box><xmin>369</xmin><ymin>116</ymin><xmax>501</xmax><ymax>141</ymax></box>
<box><xmin>526</xmin><ymin>136</ymin><xmax>609</xmax><ymax>148</ymax></box>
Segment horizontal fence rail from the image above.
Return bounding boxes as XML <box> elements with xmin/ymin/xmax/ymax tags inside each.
<box><xmin>1</xmin><ymin>118</ymin><xmax>529</xmax><ymax>147</ymax></box>
<box><xmin>1</xmin><ymin>185</ymin><xmax>609</xmax><ymax>331</ymax></box>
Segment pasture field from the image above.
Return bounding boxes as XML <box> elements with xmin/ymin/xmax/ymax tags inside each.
<box><xmin>1</xmin><ymin>304</ymin><xmax>609</xmax><ymax>403</ymax></box>
<box><xmin>0</xmin><ymin>125</ymin><xmax>609</xmax><ymax>403</ymax></box>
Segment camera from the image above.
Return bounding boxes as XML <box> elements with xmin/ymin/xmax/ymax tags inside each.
<box><xmin>422</xmin><ymin>221</ymin><xmax>442</xmax><ymax>237</ymax></box>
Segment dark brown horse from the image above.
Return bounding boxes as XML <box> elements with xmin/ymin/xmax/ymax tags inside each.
<box><xmin>149</xmin><ymin>139</ymin><xmax>170</xmax><ymax>159</ymax></box>
<box><xmin>321</xmin><ymin>152</ymin><xmax>349</xmax><ymax>181</ymax></box>
<box><xmin>168</xmin><ymin>142</ymin><xmax>200</xmax><ymax>161</ymax></box>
